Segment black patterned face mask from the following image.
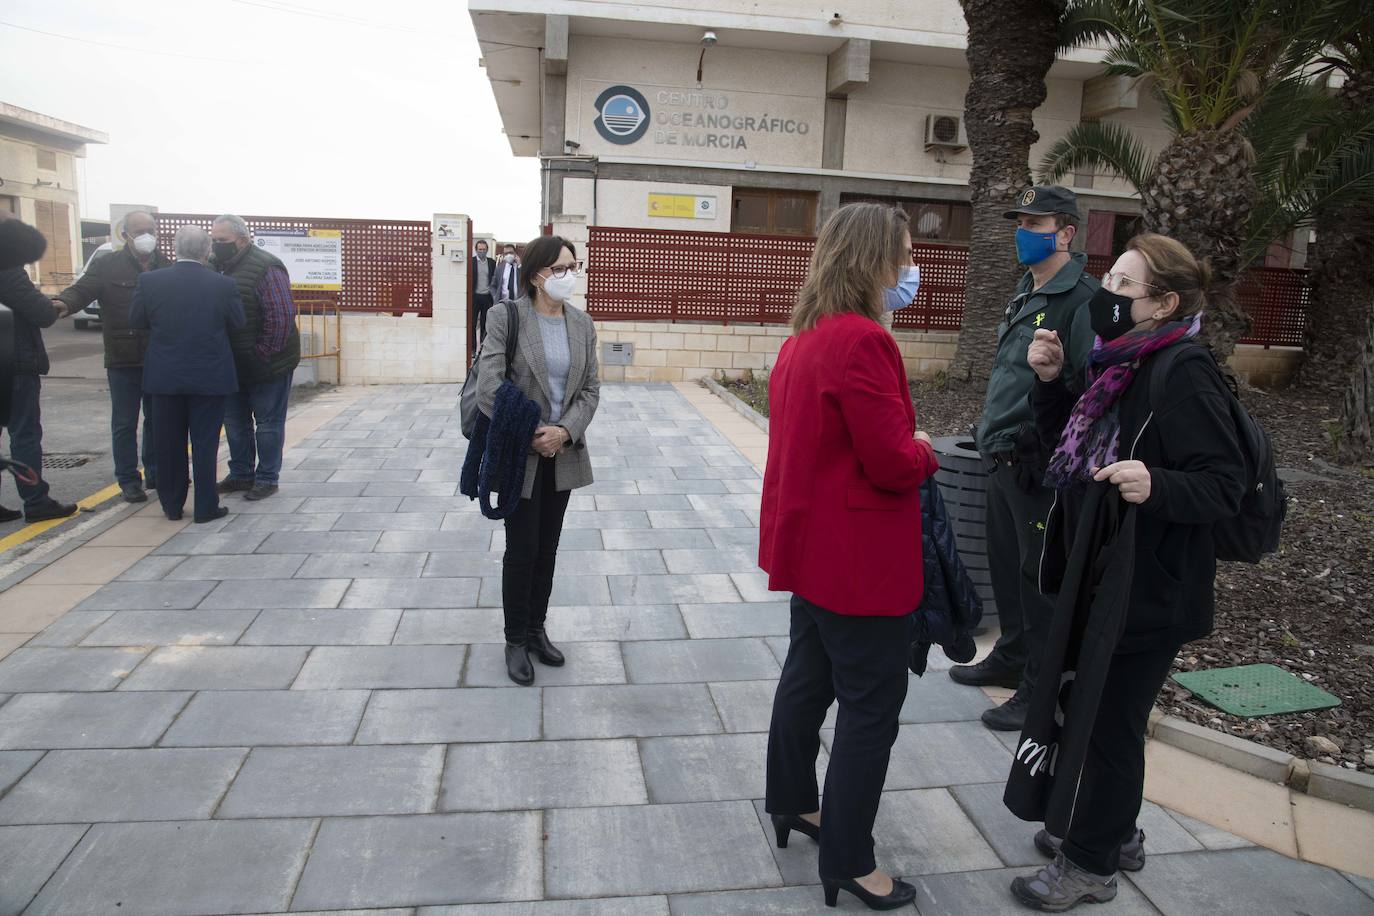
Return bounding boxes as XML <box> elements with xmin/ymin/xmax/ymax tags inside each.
<box><xmin>1088</xmin><ymin>287</ymin><xmax>1145</xmax><ymax>341</ymax></box>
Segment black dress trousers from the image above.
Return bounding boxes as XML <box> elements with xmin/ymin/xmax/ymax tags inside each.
<box><xmin>766</xmin><ymin>594</ymin><xmax>913</xmax><ymax>880</ymax></box>
<box><xmin>151</xmin><ymin>393</ymin><xmax>227</xmax><ymax>521</ymax></box>
<box><xmin>501</xmin><ymin>457</ymin><xmax>571</xmax><ymax>645</ymax></box>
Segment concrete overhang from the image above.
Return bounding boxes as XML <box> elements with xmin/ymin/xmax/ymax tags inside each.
<box><xmin>0</xmin><ymin>102</ymin><xmax>108</xmax><ymax>154</ymax></box>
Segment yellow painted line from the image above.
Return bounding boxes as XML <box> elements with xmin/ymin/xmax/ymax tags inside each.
<box><xmin>0</xmin><ymin>482</ymin><xmax>124</xmax><ymax>553</ymax></box>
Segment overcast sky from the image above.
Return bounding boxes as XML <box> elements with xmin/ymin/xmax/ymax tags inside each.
<box><xmin>1</xmin><ymin>0</ymin><xmax>542</xmax><ymax>242</ymax></box>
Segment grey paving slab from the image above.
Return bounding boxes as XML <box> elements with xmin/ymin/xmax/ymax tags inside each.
<box><xmin>646</xmin><ymin>509</ymin><xmax>752</xmax><ymax>529</ymax></box>
<box><xmin>753</xmin><ymin>788</ymin><xmax>1001</xmax><ymax>885</ymax></box>
<box><xmin>201</xmin><ymin>578</ymin><xmax>350</xmax><ymax>609</ymax></box>
<box><xmin>1166</xmin><ymin>810</ymin><xmax>1255</xmax><ymax>850</ymax></box>
<box><xmin>159</xmin><ymin>689</ymin><xmax>370</xmax><ymax>747</ymax></box>
<box><xmin>219</xmin><ymin>744</ymin><xmax>445</xmax><ymax>817</ymax></box>
<box><xmin>239</xmin><ymin>608</ymin><xmax>403</xmax><ymax>645</ymax></box>
<box><xmin>765</xmin><ymin>636</ymin><xmax>789</xmax><ymax>666</ymax></box>
<box><xmin>686</xmin><ymin>494</ymin><xmax>761</xmax><ymax>513</ymax></box>
<box><xmin>357</xmin><ymin>688</ymin><xmax>541</xmax><ymax>744</ymax></box>
<box><xmin>363</xmin><ymin>480</ymin><xmax>459</xmax><ymax>497</ymax></box>
<box><xmin>24</xmin><ymin>818</ymin><xmax>314</xmax><ymax>916</ymax></box>
<box><xmin>546</xmin><ymin>800</ymin><xmax>780</xmax><ymax>897</ymax></box>
<box><xmin>0</xmin><ymin>824</ymin><xmax>89</xmax><ymax>916</ymax></box>
<box><xmin>552</xmin><ymin>549</ymin><xmax>669</xmax><ymax>576</ymax></box>
<box><xmin>79</xmin><ymin>609</ymin><xmax>259</xmax><ymax>647</ymax></box>
<box><xmin>378</xmin><ymin>529</ymin><xmax>497</xmax><ymax>552</ymax></box>
<box><xmin>343</xmin><ymin>578</ymin><xmax>481</xmax><ymax>609</ymax></box>
<box><xmin>299</xmin><ymin>552</ymin><xmax>427</xmax><ymax>579</ymax></box>
<box><xmin>116</xmin><ymin>554</ymin><xmax>189</xmax><ymax>581</ymax></box>
<box><xmin>119</xmin><ymin>646</ymin><xmax>309</xmax><ymax>691</ymax></box>
<box><xmin>220</xmin><ymin>512</ymin><xmax>341</xmax><ymax>532</ymax></box>
<box><xmin>400</xmin><ymin>495</ymin><xmax>480</xmax><ymax>513</ymax></box>
<box><xmin>333</xmin><ymin>511</ymin><xmax>446</xmax><ymax>531</ymax></box>
<box><xmin>671</xmin><ymin>465</ymin><xmax>759</xmax><ymax>479</ymax></box>
<box><xmin>544</xmin><ymin>684</ymin><xmax>722</xmax><ymax>739</ymax></box>
<box><xmin>274</xmin><ymin>480</ymin><xmax>369</xmax><ymax>497</ymax></box>
<box><xmin>668</xmin><ymin>886</ymin><xmax>840</xmax><ymax>915</ymax></box>
<box><xmin>26</xmin><ymin>611</ymin><xmax>113</xmax><ymax>647</ymax></box>
<box><xmin>707</xmin><ymin>527</ymin><xmax>761</xmax><ymax>549</ymax></box>
<box><xmin>0</xmin><ymin>647</ymin><xmax>147</xmax><ymax>692</ymax></box>
<box><xmin>256</xmin><ymin>530</ymin><xmax>381</xmax><ymax>553</ymax></box>
<box><xmin>293</xmin><ymin>646</ymin><xmax>465</xmax><ymax>689</ymax></box>
<box><xmin>582</xmin><ymin>478</ymin><xmax>642</xmax><ymax>495</ymax></box>
<box><xmin>165</xmin><ymin>553</ymin><xmax>308</xmax><ymax>580</ymax></box>
<box><xmin>661</xmin><ymin>547</ymin><xmax>761</xmax><ymax>574</ymax></box>
<box><xmin>441</xmin><ymin>739</ymin><xmax>647</xmax><ymax>811</ymax></box>
<box><xmin>464</xmin><ymin>642</ymin><xmax>625</xmax><ymax>687</ymax></box>
<box><xmin>593</xmin><ymin>494</ymin><xmax>694</xmax><ymax>511</ymax></box>
<box><xmin>1346</xmin><ymin>871</ymin><xmax>1374</xmax><ymax>902</ymax></box>
<box><xmin>823</xmin><ymin>722</ymin><xmax>1011</xmax><ymax>790</ymax></box>
<box><xmin>328</xmin><ymin>468</ymin><xmax>422</xmax><ymax>482</ymax></box>
<box><xmin>641</xmin><ymin>732</ymin><xmax>827</xmax><ymax>804</ymax></box>
<box><xmin>393</xmin><ymin>608</ymin><xmax>504</xmax><ymax>644</ymax></box>
<box><xmin>0</xmin><ymin>747</ymin><xmax>245</xmax><ymax>824</ymax></box>
<box><xmin>476</xmin><ymin>575</ymin><xmax>610</xmax><ymax>608</ymax></box>
<box><xmin>1128</xmin><ymin>848</ymin><xmax>1374</xmax><ymax>915</ymax></box>
<box><xmin>73</xmin><ymin>580</ymin><xmax>217</xmax><ymax>611</ymax></box>
<box><xmin>679</xmin><ymin>602</ymin><xmax>789</xmax><ymax>638</ymax></box>
<box><xmin>623</xmin><ymin>638</ymin><xmax>780</xmax><ymax>683</ymax></box>
<box><xmin>490</xmin><ymin>527</ymin><xmax>604</xmax><ymax>551</ymax></box>
<box><xmin>633</xmin><ymin>478</ymin><xmax>729</xmax><ymax>495</ymax></box>
<box><xmin>0</xmin><ymin>750</ymin><xmax>42</xmax><ymax>794</ymax></box>
<box><xmin>730</xmin><ymin>572</ymin><xmax>780</xmax><ymax>602</ymax></box>
<box><xmin>722</xmin><ymin>478</ymin><xmax>764</xmax><ymax>494</ymax></box>
<box><xmin>292</xmin><ymin>812</ymin><xmax>542</xmax><ymax>910</ymax></box>
<box><xmin>0</xmin><ymin>691</ymin><xmax>189</xmax><ymax>750</ymax></box>
<box><xmin>600</xmin><ymin>528</ymin><xmax>713</xmax><ymax>550</ymax></box>
<box><xmin>590</xmin><ymin>466</ymin><xmax>677</xmax><ymax>481</ymax></box>
<box><xmin>709</xmin><ymin>680</ymin><xmax>819</xmax><ymax>735</ymax></box>
<box><xmin>420</xmin><ymin>552</ymin><xmax>504</xmax><ymax>578</ymax></box>
<box><xmin>228</xmin><ymin>495</ymin><xmax>308</xmax><ymax>513</ymax></box>
<box><xmin>300</xmin><ymin>496</ymin><xmax>403</xmax><ymax>514</ymax></box>
<box><xmin>421</xmin><ymin>898</ymin><xmax>668</xmax><ymax>916</ymax></box>
<box><xmin>609</xmin><ymin>574</ymin><xmax>742</xmax><ymax>605</ymax></box>
<box><xmin>913</xmin><ymin>866</ymin><xmax>1162</xmax><ymax>916</ymax></box>
<box><xmin>560</xmin><ymin>509</ymin><xmax>653</xmax><ymax>530</ymax></box>
<box><xmin>900</xmin><ymin>673</ymin><xmax>997</xmax><ymax>723</ymax></box>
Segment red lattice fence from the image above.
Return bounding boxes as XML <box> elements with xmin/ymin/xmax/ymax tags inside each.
<box><xmin>154</xmin><ymin>213</ymin><xmax>433</xmax><ymax>315</ymax></box>
<box><xmin>586</xmin><ymin>226</ymin><xmax>1307</xmax><ymax>347</ymax></box>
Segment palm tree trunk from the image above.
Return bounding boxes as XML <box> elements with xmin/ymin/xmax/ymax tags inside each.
<box><xmin>1144</xmin><ymin>128</ymin><xmax>1257</xmax><ymax>363</ymax></box>
<box><xmin>1299</xmin><ymin>67</ymin><xmax>1374</xmax><ymax>391</ymax></box>
<box><xmin>1338</xmin><ymin>301</ymin><xmax>1374</xmax><ymax>464</ymax></box>
<box><xmin>948</xmin><ymin>0</ymin><xmax>1066</xmax><ymax>384</ymax></box>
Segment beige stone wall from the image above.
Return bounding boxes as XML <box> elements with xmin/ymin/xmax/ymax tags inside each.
<box><xmin>1227</xmin><ymin>346</ymin><xmax>1303</xmax><ymax>390</ymax></box>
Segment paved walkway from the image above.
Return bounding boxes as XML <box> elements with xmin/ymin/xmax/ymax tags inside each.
<box><xmin>0</xmin><ymin>382</ymin><xmax>1371</xmax><ymax>915</ymax></box>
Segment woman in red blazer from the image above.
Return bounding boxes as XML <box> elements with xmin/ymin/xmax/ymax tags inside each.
<box><xmin>760</xmin><ymin>203</ymin><xmax>939</xmax><ymax>911</ymax></box>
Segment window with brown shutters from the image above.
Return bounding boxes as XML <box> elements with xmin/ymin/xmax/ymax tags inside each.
<box><xmin>36</xmin><ymin>149</ymin><xmax>58</xmax><ymax>171</ymax></box>
<box><xmin>32</xmin><ymin>199</ymin><xmax>75</xmax><ymax>281</ymax></box>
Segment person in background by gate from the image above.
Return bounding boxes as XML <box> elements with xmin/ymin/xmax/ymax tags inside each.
<box><xmin>760</xmin><ymin>202</ymin><xmax>938</xmax><ymax>912</ymax></box>
<box><xmin>131</xmin><ymin>226</ymin><xmax>244</xmax><ymax>523</ymax></box>
<box><xmin>1008</xmin><ymin>233</ymin><xmax>1243</xmax><ymax>911</ymax></box>
<box><xmin>949</xmin><ymin>186</ymin><xmax>1098</xmax><ymax>732</ymax></box>
<box><xmin>55</xmin><ymin>210</ymin><xmax>170</xmax><ymax>504</ymax></box>
<box><xmin>475</xmin><ymin>235</ymin><xmax>599</xmax><ymax>687</ymax></box>
<box><xmin>495</xmin><ymin>243</ymin><xmax>520</xmax><ymax>301</ymax></box>
<box><xmin>471</xmin><ymin>238</ymin><xmax>497</xmax><ymax>352</ymax></box>
<box><xmin>209</xmin><ymin>214</ymin><xmax>300</xmax><ymax>502</ymax></box>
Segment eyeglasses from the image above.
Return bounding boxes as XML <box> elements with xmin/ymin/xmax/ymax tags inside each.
<box><xmin>1103</xmin><ymin>270</ymin><xmax>1167</xmax><ymax>294</ymax></box>
<box><xmin>544</xmin><ymin>261</ymin><xmax>584</xmax><ymax>279</ymax></box>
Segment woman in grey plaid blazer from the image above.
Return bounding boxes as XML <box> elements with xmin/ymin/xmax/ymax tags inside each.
<box><xmin>475</xmin><ymin>235</ymin><xmax>600</xmax><ymax>685</ymax></box>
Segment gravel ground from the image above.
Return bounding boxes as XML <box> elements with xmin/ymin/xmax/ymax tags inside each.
<box><xmin>751</xmin><ymin>371</ymin><xmax>1374</xmax><ymax>773</ymax></box>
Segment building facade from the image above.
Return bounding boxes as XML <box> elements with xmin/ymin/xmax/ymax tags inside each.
<box><xmin>0</xmin><ymin>102</ymin><xmax>107</xmax><ymax>293</ymax></box>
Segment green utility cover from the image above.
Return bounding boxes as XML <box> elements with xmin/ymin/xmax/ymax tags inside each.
<box><xmin>1171</xmin><ymin>664</ymin><xmax>1341</xmax><ymax>718</ymax></box>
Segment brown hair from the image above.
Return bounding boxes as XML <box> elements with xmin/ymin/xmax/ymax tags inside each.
<box><xmin>791</xmin><ymin>203</ymin><xmax>910</xmax><ymax>333</ymax></box>
<box><xmin>1126</xmin><ymin>232</ymin><xmax>1211</xmax><ymax>320</ymax></box>
<box><xmin>518</xmin><ymin>235</ymin><xmax>577</xmax><ymax>300</ymax></box>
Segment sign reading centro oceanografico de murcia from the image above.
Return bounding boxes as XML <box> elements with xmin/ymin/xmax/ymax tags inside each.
<box><xmin>585</xmin><ymin>80</ymin><xmax>823</xmax><ymax>164</ymax></box>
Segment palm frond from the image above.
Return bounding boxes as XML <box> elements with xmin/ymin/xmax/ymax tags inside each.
<box><xmin>1243</xmin><ymin>78</ymin><xmax>1337</xmax><ymax>189</ymax></box>
<box><xmin>1036</xmin><ymin>121</ymin><xmax>1156</xmax><ymax>193</ymax></box>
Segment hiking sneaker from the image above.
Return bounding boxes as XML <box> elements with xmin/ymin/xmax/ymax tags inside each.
<box><xmin>1011</xmin><ymin>853</ymin><xmax>1118</xmax><ymax>912</ymax></box>
<box><xmin>1034</xmin><ymin>828</ymin><xmax>1145</xmax><ymax>872</ymax></box>
<box><xmin>217</xmin><ymin>477</ymin><xmax>253</xmax><ymax>494</ymax></box>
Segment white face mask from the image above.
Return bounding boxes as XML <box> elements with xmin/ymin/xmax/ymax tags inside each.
<box><xmin>541</xmin><ymin>272</ymin><xmax>577</xmax><ymax>303</ymax></box>
<box><xmin>503</xmin><ymin>253</ymin><xmax>516</xmax><ymax>264</ymax></box>
<box><xmin>131</xmin><ymin>232</ymin><xmax>158</xmax><ymax>255</ymax></box>
<box><xmin>475</xmin><ymin>249</ymin><xmax>488</xmax><ymax>259</ymax></box>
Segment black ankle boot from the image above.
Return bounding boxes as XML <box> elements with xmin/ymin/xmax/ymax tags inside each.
<box><xmin>505</xmin><ymin>643</ymin><xmax>534</xmax><ymax>685</ymax></box>
<box><xmin>526</xmin><ymin>629</ymin><xmax>565</xmax><ymax>667</ymax></box>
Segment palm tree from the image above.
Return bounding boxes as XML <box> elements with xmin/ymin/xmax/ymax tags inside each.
<box><xmin>1039</xmin><ymin>0</ymin><xmax>1362</xmax><ymax>362</ymax></box>
<box><xmin>947</xmin><ymin>0</ymin><xmax>1067</xmax><ymax>384</ymax></box>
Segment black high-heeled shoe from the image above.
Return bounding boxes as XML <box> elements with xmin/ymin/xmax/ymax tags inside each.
<box><xmin>770</xmin><ymin>813</ymin><xmax>820</xmax><ymax>848</ymax></box>
<box><xmin>821</xmin><ymin>875</ymin><xmax>917</xmax><ymax>910</ymax></box>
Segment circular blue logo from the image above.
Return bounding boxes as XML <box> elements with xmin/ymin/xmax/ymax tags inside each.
<box><xmin>594</xmin><ymin>85</ymin><xmax>650</xmax><ymax>145</ymax></box>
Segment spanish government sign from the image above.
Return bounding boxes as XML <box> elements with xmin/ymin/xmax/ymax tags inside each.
<box><xmin>253</xmin><ymin>229</ymin><xmax>343</xmax><ymax>291</ymax></box>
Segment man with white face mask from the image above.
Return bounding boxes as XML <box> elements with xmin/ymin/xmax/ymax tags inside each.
<box><xmin>56</xmin><ymin>210</ymin><xmax>170</xmax><ymax>503</ymax></box>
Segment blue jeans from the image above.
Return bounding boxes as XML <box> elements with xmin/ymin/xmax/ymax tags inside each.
<box><xmin>107</xmin><ymin>367</ymin><xmax>156</xmax><ymax>487</ymax></box>
<box><xmin>224</xmin><ymin>372</ymin><xmax>292</xmax><ymax>486</ymax></box>
<box><xmin>3</xmin><ymin>374</ymin><xmax>51</xmax><ymax>509</ymax></box>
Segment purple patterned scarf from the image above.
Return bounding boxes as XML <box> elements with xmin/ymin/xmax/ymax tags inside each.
<box><xmin>1043</xmin><ymin>312</ymin><xmax>1202</xmax><ymax>489</ymax></box>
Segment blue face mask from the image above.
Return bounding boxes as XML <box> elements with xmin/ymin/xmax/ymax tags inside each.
<box><xmin>1015</xmin><ymin>227</ymin><xmax>1060</xmax><ymax>265</ymax></box>
<box><xmin>883</xmin><ymin>265</ymin><xmax>920</xmax><ymax>312</ymax></box>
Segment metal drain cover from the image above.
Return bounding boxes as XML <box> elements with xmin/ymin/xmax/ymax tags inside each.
<box><xmin>42</xmin><ymin>454</ymin><xmax>92</xmax><ymax>470</ymax></box>
<box><xmin>1172</xmin><ymin>663</ymin><xmax>1341</xmax><ymax>718</ymax></box>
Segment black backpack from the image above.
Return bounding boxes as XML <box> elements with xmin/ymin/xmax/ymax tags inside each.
<box><xmin>1147</xmin><ymin>343</ymin><xmax>1287</xmax><ymax>563</ymax></box>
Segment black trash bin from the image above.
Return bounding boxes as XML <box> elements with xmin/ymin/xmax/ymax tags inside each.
<box><xmin>929</xmin><ymin>436</ymin><xmax>994</xmax><ymax>618</ymax></box>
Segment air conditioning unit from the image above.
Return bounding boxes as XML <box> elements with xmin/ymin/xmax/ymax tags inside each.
<box><xmin>924</xmin><ymin>113</ymin><xmax>968</xmax><ymax>150</ymax></box>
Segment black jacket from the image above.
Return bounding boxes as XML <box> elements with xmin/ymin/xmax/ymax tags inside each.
<box><xmin>0</xmin><ymin>268</ymin><xmax>58</xmax><ymax>376</ymax></box>
<box><xmin>910</xmin><ymin>478</ymin><xmax>984</xmax><ymax>675</ymax></box>
<box><xmin>57</xmin><ymin>245</ymin><xmax>169</xmax><ymax>368</ymax></box>
<box><xmin>1032</xmin><ymin>347</ymin><xmax>1246</xmax><ymax>652</ymax></box>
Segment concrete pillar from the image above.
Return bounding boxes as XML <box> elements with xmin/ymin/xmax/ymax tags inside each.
<box><xmin>823</xmin><ymin>98</ymin><xmax>847</xmax><ymax>170</ymax></box>
<box><xmin>826</xmin><ymin>39</ymin><xmax>870</xmax><ymax>97</ymax></box>
<box><xmin>544</xmin><ymin>15</ymin><xmax>569</xmax><ymax>75</ymax></box>
<box><xmin>431</xmin><ymin>212</ymin><xmax>470</xmax><ymax>368</ymax></box>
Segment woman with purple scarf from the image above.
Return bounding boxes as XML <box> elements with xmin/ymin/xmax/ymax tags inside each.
<box><xmin>1009</xmin><ymin>233</ymin><xmax>1246</xmax><ymax>911</ymax></box>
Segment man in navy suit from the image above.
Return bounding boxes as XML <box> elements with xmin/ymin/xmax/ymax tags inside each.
<box><xmin>471</xmin><ymin>238</ymin><xmax>497</xmax><ymax>353</ymax></box>
<box><xmin>130</xmin><ymin>226</ymin><xmax>245</xmax><ymax>523</ymax></box>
